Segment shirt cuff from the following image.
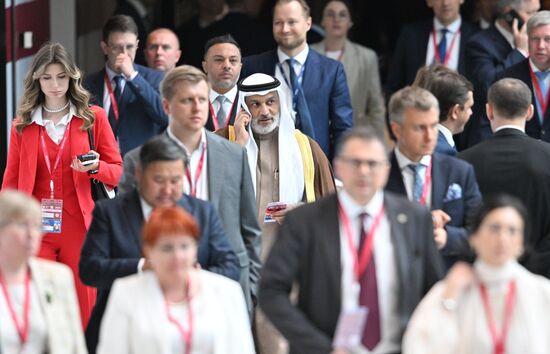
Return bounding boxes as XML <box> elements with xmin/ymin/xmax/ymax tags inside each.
<box><xmin>137</xmin><ymin>258</ymin><xmax>145</xmax><ymax>274</ymax></box>
<box><xmin>126</xmin><ymin>70</ymin><xmax>139</xmax><ymax>81</ymax></box>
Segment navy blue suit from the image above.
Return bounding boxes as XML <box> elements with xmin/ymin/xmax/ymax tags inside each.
<box><xmin>385</xmin><ymin>20</ymin><xmax>479</xmax><ymax>96</ymax></box>
<box><xmin>385</xmin><ymin>151</ymin><xmax>482</xmax><ymax>268</ymax></box>
<box><xmin>79</xmin><ymin>189</ymin><xmax>238</xmax><ymax>353</ymax></box>
<box><xmin>497</xmin><ymin>58</ymin><xmax>550</xmax><ymax>142</ymax></box>
<box><xmin>435</xmin><ymin>131</ymin><xmax>457</xmax><ymax>156</ymax></box>
<box><xmin>84</xmin><ymin>64</ymin><xmax>168</xmax><ymax>156</ymax></box>
<box><xmin>462</xmin><ymin>25</ymin><xmax>525</xmax><ymax>148</ymax></box>
<box><xmin>242</xmin><ymin>48</ymin><xmax>353</xmax><ymax>159</ymax></box>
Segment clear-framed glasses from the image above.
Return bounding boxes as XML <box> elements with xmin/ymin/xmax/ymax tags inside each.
<box><xmin>338</xmin><ymin>157</ymin><xmax>389</xmax><ymax>171</ymax></box>
<box><xmin>108</xmin><ymin>43</ymin><xmax>138</xmax><ymax>53</ymax></box>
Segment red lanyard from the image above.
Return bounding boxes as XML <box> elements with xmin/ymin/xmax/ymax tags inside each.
<box><xmin>165</xmin><ymin>275</ymin><xmax>193</xmax><ymax>354</ymax></box>
<box><xmin>479</xmin><ymin>280</ymin><xmax>517</xmax><ymax>354</ymax></box>
<box><xmin>0</xmin><ymin>269</ymin><xmax>31</xmax><ymax>346</ymax></box>
<box><xmin>209</xmin><ymin>99</ymin><xmax>236</xmax><ymax>130</ymax></box>
<box><xmin>432</xmin><ymin>28</ymin><xmax>461</xmax><ymax>66</ymax></box>
<box><xmin>39</xmin><ymin>121</ymin><xmax>71</xmax><ymax>199</ymax></box>
<box><xmin>528</xmin><ymin>65</ymin><xmax>550</xmax><ymax>118</ymax></box>
<box><xmin>419</xmin><ymin>159</ymin><xmax>432</xmax><ymax>206</ymax></box>
<box><xmin>104</xmin><ymin>73</ymin><xmax>120</xmax><ymax>122</ymax></box>
<box><xmin>339</xmin><ymin>203</ymin><xmax>385</xmax><ymax>279</ymax></box>
<box><xmin>185</xmin><ymin>142</ymin><xmax>207</xmax><ymax>197</ymax></box>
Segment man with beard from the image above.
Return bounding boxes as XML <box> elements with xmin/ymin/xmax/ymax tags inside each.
<box><xmin>216</xmin><ymin>73</ymin><xmax>335</xmax><ymax>354</ymax></box>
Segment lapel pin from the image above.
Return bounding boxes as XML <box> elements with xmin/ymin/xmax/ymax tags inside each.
<box><xmin>397</xmin><ymin>213</ymin><xmax>408</xmax><ymax>224</ymax></box>
<box><xmin>46</xmin><ymin>292</ymin><xmax>52</xmax><ymax>303</ymax></box>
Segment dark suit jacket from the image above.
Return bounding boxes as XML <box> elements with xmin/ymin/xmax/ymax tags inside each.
<box><xmin>259</xmin><ymin>192</ymin><xmax>444</xmax><ymax>354</ymax></box>
<box><xmin>205</xmin><ymin>90</ymin><xmax>241</xmax><ymax>131</ymax></box>
<box><xmin>462</xmin><ymin>25</ymin><xmax>526</xmax><ymax>148</ymax></box>
<box><xmin>385</xmin><ymin>19</ymin><xmax>479</xmax><ymax>96</ymax></box>
<box><xmin>435</xmin><ymin>130</ymin><xmax>457</xmax><ymax>156</ymax></box>
<box><xmin>84</xmin><ymin>64</ymin><xmax>168</xmax><ymax>156</ymax></box>
<box><xmin>458</xmin><ymin>128</ymin><xmax>550</xmax><ymax>277</ymax></box>
<box><xmin>497</xmin><ymin>59</ymin><xmax>550</xmax><ymax>142</ymax></box>
<box><xmin>385</xmin><ymin>152</ymin><xmax>482</xmax><ymax>267</ymax></box>
<box><xmin>241</xmin><ymin>48</ymin><xmax>353</xmax><ymax>159</ymax></box>
<box><xmin>79</xmin><ymin>189</ymin><xmax>238</xmax><ymax>353</ymax></box>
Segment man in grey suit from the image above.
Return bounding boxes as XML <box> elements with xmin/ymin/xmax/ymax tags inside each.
<box><xmin>260</xmin><ymin>128</ymin><xmax>444</xmax><ymax>354</ymax></box>
<box><xmin>118</xmin><ymin>65</ymin><xmax>261</xmax><ymax>315</ymax></box>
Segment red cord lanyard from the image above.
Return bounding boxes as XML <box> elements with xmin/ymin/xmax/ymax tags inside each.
<box><xmin>419</xmin><ymin>159</ymin><xmax>432</xmax><ymax>206</ymax></box>
<box><xmin>165</xmin><ymin>275</ymin><xmax>193</xmax><ymax>354</ymax></box>
<box><xmin>529</xmin><ymin>65</ymin><xmax>550</xmax><ymax>118</ymax></box>
<box><xmin>209</xmin><ymin>99</ymin><xmax>236</xmax><ymax>130</ymax></box>
<box><xmin>339</xmin><ymin>204</ymin><xmax>385</xmax><ymax>280</ymax></box>
<box><xmin>104</xmin><ymin>73</ymin><xmax>120</xmax><ymax>122</ymax></box>
<box><xmin>431</xmin><ymin>28</ymin><xmax>461</xmax><ymax>66</ymax></box>
<box><xmin>39</xmin><ymin>122</ymin><xmax>72</xmax><ymax>199</ymax></box>
<box><xmin>479</xmin><ymin>280</ymin><xmax>517</xmax><ymax>354</ymax></box>
<box><xmin>185</xmin><ymin>142</ymin><xmax>207</xmax><ymax>197</ymax></box>
<box><xmin>0</xmin><ymin>269</ymin><xmax>31</xmax><ymax>346</ymax></box>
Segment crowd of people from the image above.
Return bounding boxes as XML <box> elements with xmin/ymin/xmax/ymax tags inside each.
<box><xmin>2</xmin><ymin>0</ymin><xmax>550</xmax><ymax>353</ymax></box>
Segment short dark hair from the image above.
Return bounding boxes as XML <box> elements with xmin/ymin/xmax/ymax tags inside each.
<box><xmin>322</xmin><ymin>0</ymin><xmax>352</xmax><ymax>13</ymax></box>
<box><xmin>203</xmin><ymin>34</ymin><xmax>241</xmax><ymax>60</ymax></box>
<box><xmin>102</xmin><ymin>15</ymin><xmax>139</xmax><ymax>42</ymax></box>
<box><xmin>334</xmin><ymin>127</ymin><xmax>388</xmax><ymax>158</ymax></box>
<box><xmin>467</xmin><ymin>194</ymin><xmax>528</xmax><ymax>238</ymax></box>
<box><xmin>274</xmin><ymin>0</ymin><xmax>311</xmax><ymax>18</ymax></box>
<box><xmin>139</xmin><ymin>135</ymin><xmax>188</xmax><ymax>170</ymax></box>
<box><xmin>415</xmin><ymin>65</ymin><xmax>473</xmax><ymax>122</ymax></box>
<box><xmin>488</xmin><ymin>78</ymin><xmax>532</xmax><ymax>119</ymax></box>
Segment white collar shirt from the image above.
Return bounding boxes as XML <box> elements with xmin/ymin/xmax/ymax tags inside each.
<box><xmin>425</xmin><ymin>16</ymin><xmax>462</xmax><ymax>70</ymax></box>
<box><xmin>437</xmin><ymin>123</ymin><xmax>455</xmax><ymax>148</ymax></box>
<box><xmin>31</xmin><ymin>104</ymin><xmax>76</xmax><ymax>144</ymax></box>
<box><xmin>394</xmin><ymin>147</ymin><xmax>433</xmax><ymax>207</ymax></box>
<box><xmin>209</xmin><ymin>85</ymin><xmax>238</xmax><ymax>126</ymax></box>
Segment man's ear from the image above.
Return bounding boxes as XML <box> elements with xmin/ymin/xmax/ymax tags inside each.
<box><xmin>526</xmin><ymin>104</ymin><xmax>534</xmax><ymax>121</ymax></box>
<box><xmin>100</xmin><ymin>41</ymin><xmax>109</xmax><ymax>56</ymax></box>
<box><xmin>486</xmin><ymin>103</ymin><xmax>494</xmax><ymax>121</ymax></box>
<box><xmin>449</xmin><ymin>104</ymin><xmax>460</xmax><ymax>121</ymax></box>
<box><xmin>162</xmin><ymin>98</ymin><xmax>171</xmax><ymax>116</ymax></box>
<box><xmin>390</xmin><ymin>121</ymin><xmax>401</xmax><ymax>141</ymax></box>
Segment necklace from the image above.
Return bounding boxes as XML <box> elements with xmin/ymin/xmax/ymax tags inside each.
<box><xmin>43</xmin><ymin>101</ymin><xmax>69</xmax><ymax>113</ymax></box>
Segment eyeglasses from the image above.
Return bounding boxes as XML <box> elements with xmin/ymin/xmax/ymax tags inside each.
<box><xmin>108</xmin><ymin>43</ymin><xmax>138</xmax><ymax>53</ymax></box>
<box><xmin>338</xmin><ymin>157</ymin><xmax>389</xmax><ymax>170</ymax></box>
<box><xmin>480</xmin><ymin>222</ymin><xmax>523</xmax><ymax>237</ymax></box>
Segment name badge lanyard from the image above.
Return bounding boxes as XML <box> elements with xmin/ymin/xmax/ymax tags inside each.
<box><xmin>528</xmin><ymin>66</ymin><xmax>550</xmax><ymax>120</ymax></box>
<box><xmin>277</xmin><ymin>62</ymin><xmax>306</xmax><ymax>103</ymax></box>
<box><xmin>479</xmin><ymin>280</ymin><xmax>517</xmax><ymax>354</ymax></box>
<box><xmin>39</xmin><ymin>121</ymin><xmax>72</xmax><ymax>200</ymax></box>
<box><xmin>104</xmin><ymin>73</ymin><xmax>120</xmax><ymax>122</ymax></box>
<box><xmin>0</xmin><ymin>269</ymin><xmax>31</xmax><ymax>347</ymax></box>
<box><xmin>339</xmin><ymin>204</ymin><xmax>385</xmax><ymax>280</ymax></box>
<box><xmin>419</xmin><ymin>160</ymin><xmax>432</xmax><ymax>206</ymax></box>
<box><xmin>165</xmin><ymin>274</ymin><xmax>193</xmax><ymax>354</ymax></box>
<box><xmin>432</xmin><ymin>28</ymin><xmax>461</xmax><ymax>66</ymax></box>
<box><xmin>185</xmin><ymin>142</ymin><xmax>207</xmax><ymax>197</ymax></box>
<box><xmin>209</xmin><ymin>99</ymin><xmax>236</xmax><ymax>131</ymax></box>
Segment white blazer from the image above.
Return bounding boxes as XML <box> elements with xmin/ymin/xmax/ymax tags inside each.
<box><xmin>97</xmin><ymin>270</ymin><xmax>255</xmax><ymax>354</ymax></box>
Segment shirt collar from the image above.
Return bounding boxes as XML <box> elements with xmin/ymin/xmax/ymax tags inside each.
<box><xmin>31</xmin><ymin>103</ymin><xmax>76</xmax><ymax>126</ymax></box>
<box><xmin>105</xmin><ymin>65</ymin><xmax>118</xmax><ymax>81</ymax></box>
<box><xmin>277</xmin><ymin>45</ymin><xmax>309</xmax><ymax>66</ymax></box>
<box><xmin>139</xmin><ymin>196</ymin><xmax>154</xmax><ymax>221</ymax></box>
<box><xmin>209</xmin><ymin>84</ymin><xmax>238</xmax><ymax>104</ymax></box>
<box><xmin>433</xmin><ymin>16</ymin><xmax>462</xmax><ymax>33</ymax></box>
<box><xmin>338</xmin><ymin>189</ymin><xmax>385</xmax><ymax>220</ymax></box>
<box><xmin>495</xmin><ymin>21</ymin><xmax>515</xmax><ymax>49</ymax></box>
<box><xmin>494</xmin><ymin>124</ymin><xmax>525</xmax><ymax>133</ymax></box>
<box><xmin>437</xmin><ymin>123</ymin><xmax>455</xmax><ymax>147</ymax></box>
<box><xmin>394</xmin><ymin>146</ymin><xmax>432</xmax><ymax>171</ymax></box>
<box><xmin>529</xmin><ymin>58</ymin><xmax>550</xmax><ymax>73</ymax></box>
<box><xmin>166</xmin><ymin>127</ymin><xmax>207</xmax><ymax>156</ymax></box>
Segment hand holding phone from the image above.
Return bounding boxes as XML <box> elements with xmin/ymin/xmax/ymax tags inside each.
<box><xmin>503</xmin><ymin>9</ymin><xmax>525</xmax><ymax>30</ymax></box>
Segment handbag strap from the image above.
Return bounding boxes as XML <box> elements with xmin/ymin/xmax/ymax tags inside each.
<box><xmin>87</xmin><ymin>128</ymin><xmax>95</xmax><ymax>151</ymax></box>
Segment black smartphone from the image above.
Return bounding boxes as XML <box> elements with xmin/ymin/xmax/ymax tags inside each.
<box><xmin>77</xmin><ymin>153</ymin><xmax>97</xmax><ymax>165</ymax></box>
<box><xmin>503</xmin><ymin>9</ymin><xmax>525</xmax><ymax>30</ymax></box>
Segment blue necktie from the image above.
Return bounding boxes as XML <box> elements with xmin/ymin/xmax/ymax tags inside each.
<box><xmin>108</xmin><ymin>75</ymin><xmax>123</xmax><ymax>134</ymax></box>
<box><xmin>408</xmin><ymin>164</ymin><xmax>425</xmax><ymax>203</ymax></box>
<box><xmin>535</xmin><ymin>71</ymin><xmax>549</xmax><ymax>124</ymax></box>
<box><xmin>285</xmin><ymin>58</ymin><xmax>315</xmax><ymax>139</ymax></box>
<box><xmin>215</xmin><ymin>95</ymin><xmax>228</xmax><ymax>128</ymax></box>
<box><xmin>438</xmin><ymin>28</ymin><xmax>449</xmax><ymax>64</ymax></box>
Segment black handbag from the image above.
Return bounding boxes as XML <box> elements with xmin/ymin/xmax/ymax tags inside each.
<box><xmin>87</xmin><ymin>129</ymin><xmax>116</xmax><ymax>201</ymax></box>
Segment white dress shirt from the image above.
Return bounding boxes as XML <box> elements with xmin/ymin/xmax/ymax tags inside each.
<box><xmin>437</xmin><ymin>123</ymin><xmax>455</xmax><ymax>148</ymax></box>
<box><xmin>209</xmin><ymin>85</ymin><xmax>238</xmax><ymax>125</ymax></box>
<box><xmin>425</xmin><ymin>17</ymin><xmax>462</xmax><ymax>70</ymax></box>
<box><xmin>274</xmin><ymin>45</ymin><xmax>309</xmax><ymax>121</ymax></box>
<box><xmin>394</xmin><ymin>147</ymin><xmax>433</xmax><ymax>207</ymax></box>
<box><xmin>31</xmin><ymin>104</ymin><xmax>76</xmax><ymax>144</ymax></box>
<box><xmin>102</xmin><ymin>65</ymin><xmax>138</xmax><ymax>115</ymax></box>
<box><xmin>338</xmin><ymin>190</ymin><xmax>400</xmax><ymax>354</ymax></box>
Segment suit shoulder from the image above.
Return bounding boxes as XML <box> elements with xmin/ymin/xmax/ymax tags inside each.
<box><xmin>207</xmin><ymin>131</ymin><xmax>245</xmax><ymax>155</ymax></box>
<box><xmin>287</xmin><ymin>193</ymin><xmax>337</xmax><ymax>220</ymax></box>
<box><xmin>31</xmin><ymin>258</ymin><xmax>73</xmax><ymax>278</ymax></box>
<box><xmin>435</xmin><ymin>152</ymin><xmax>474</xmax><ymax>171</ymax></box>
<box><xmin>136</xmin><ymin>64</ymin><xmax>164</xmax><ymax>80</ymax></box>
<box><xmin>385</xmin><ymin>191</ymin><xmax>429</xmax><ymax>215</ymax></box>
<box><xmin>461</xmin><ymin>20</ymin><xmax>481</xmax><ymax>37</ymax></box>
<box><xmin>499</xmin><ymin>59</ymin><xmax>529</xmax><ymax>78</ymax></box>
<box><xmin>243</xmin><ymin>50</ymin><xmax>277</xmax><ymax>66</ymax></box>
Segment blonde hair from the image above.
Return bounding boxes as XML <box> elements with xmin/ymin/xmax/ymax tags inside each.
<box><xmin>16</xmin><ymin>42</ymin><xmax>95</xmax><ymax>133</ymax></box>
<box><xmin>160</xmin><ymin>65</ymin><xmax>208</xmax><ymax>101</ymax></box>
<box><xmin>0</xmin><ymin>190</ymin><xmax>41</xmax><ymax>227</ymax></box>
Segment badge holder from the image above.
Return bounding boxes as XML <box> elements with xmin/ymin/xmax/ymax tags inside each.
<box><xmin>332</xmin><ymin>306</ymin><xmax>369</xmax><ymax>350</ymax></box>
<box><xmin>41</xmin><ymin>180</ymin><xmax>63</xmax><ymax>233</ymax></box>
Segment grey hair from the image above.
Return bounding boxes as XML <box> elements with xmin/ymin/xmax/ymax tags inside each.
<box><xmin>527</xmin><ymin>10</ymin><xmax>550</xmax><ymax>34</ymax></box>
<box><xmin>388</xmin><ymin>86</ymin><xmax>439</xmax><ymax>125</ymax></box>
<box><xmin>0</xmin><ymin>190</ymin><xmax>41</xmax><ymax>228</ymax></box>
<box><xmin>496</xmin><ymin>0</ymin><xmax>523</xmax><ymax>16</ymax></box>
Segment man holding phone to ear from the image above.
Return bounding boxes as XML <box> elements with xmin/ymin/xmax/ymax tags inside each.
<box><xmin>463</xmin><ymin>0</ymin><xmax>540</xmax><ymax>148</ymax></box>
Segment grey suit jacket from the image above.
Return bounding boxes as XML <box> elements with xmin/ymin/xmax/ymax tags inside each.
<box><xmin>311</xmin><ymin>39</ymin><xmax>385</xmax><ymax>134</ymax></box>
<box><xmin>118</xmin><ymin>130</ymin><xmax>261</xmax><ymax>314</ymax></box>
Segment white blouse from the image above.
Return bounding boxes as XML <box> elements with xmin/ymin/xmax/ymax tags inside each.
<box><xmin>403</xmin><ymin>260</ymin><xmax>550</xmax><ymax>354</ymax></box>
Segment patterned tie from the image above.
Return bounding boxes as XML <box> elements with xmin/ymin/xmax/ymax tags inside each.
<box><xmin>215</xmin><ymin>95</ymin><xmax>228</xmax><ymax>128</ymax></box>
<box><xmin>108</xmin><ymin>75</ymin><xmax>124</xmax><ymax>133</ymax></box>
<box><xmin>438</xmin><ymin>28</ymin><xmax>449</xmax><ymax>64</ymax></box>
<box><xmin>535</xmin><ymin>71</ymin><xmax>549</xmax><ymax>124</ymax></box>
<box><xmin>285</xmin><ymin>58</ymin><xmax>315</xmax><ymax>138</ymax></box>
<box><xmin>358</xmin><ymin>212</ymin><xmax>381</xmax><ymax>350</ymax></box>
<box><xmin>408</xmin><ymin>164</ymin><xmax>425</xmax><ymax>203</ymax></box>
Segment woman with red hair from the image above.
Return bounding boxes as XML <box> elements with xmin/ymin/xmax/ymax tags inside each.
<box><xmin>97</xmin><ymin>207</ymin><xmax>254</xmax><ymax>354</ymax></box>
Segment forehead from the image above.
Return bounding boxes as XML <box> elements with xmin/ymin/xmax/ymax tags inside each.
<box><xmin>171</xmin><ymin>80</ymin><xmax>209</xmax><ymax>97</ymax></box>
<box><xmin>274</xmin><ymin>1</ymin><xmax>307</xmax><ymax>19</ymax></box>
<box><xmin>206</xmin><ymin>43</ymin><xmax>241</xmax><ymax>58</ymax></box>
<box><xmin>340</xmin><ymin>138</ymin><xmax>386</xmax><ymax>159</ymax></box>
<box><xmin>402</xmin><ymin>106</ymin><xmax>439</xmax><ymax>125</ymax></box>
<box><xmin>324</xmin><ymin>1</ymin><xmax>349</xmax><ymax>12</ymax></box>
<box><xmin>42</xmin><ymin>63</ymin><xmax>65</xmax><ymax>74</ymax></box>
<box><xmin>107</xmin><ymin>31</ymin><xmax>138</xmax><ymax>43</ymax></box>
<box><xmin>143</xmin><ymin>160</ymin><xmax>185</xmax><ymax>175</ymax></box>
<box><xmin>530</xmin><ymin>24</ymin><xmax>550</xmax><ymax>36</ymax></box>
<box><xmin>245</xmin><ymin>90</ymin><xmax>279</xmax><ymax>102</ymax></box>
<box><xmin>148</xmin><ymin>30</ymin><xmax>178</xmax><ymax>44</ymax></box>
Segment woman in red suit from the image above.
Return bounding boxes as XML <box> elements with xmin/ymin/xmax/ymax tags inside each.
<box><xmin>2</xmin><ymin>42</ymin><xmax>123</xmax><ymax>328</ymax></box>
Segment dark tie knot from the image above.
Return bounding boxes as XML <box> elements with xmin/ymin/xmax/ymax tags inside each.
<box><xmin>358</xmin><ymin>212</ymin><xmax>370</xmax><ymax>223</ymax></box>
<box><xmin>113</xmin><ymin>75</ymin><xmax>123</xmax><ymax>85</ymax></box>
<box><xmin>216</xmin><ymin>95</ymin><xmax>226</xmax><ymax>104</ymax></box>
<box><xmin>441</xmin><ymin>28</ymin><xmax>449</xmax><ymax>35</ymax></box>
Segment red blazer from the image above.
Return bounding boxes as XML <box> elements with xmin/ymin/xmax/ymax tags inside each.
<box><xmin>2</xmin><ymin>105</ymin><xmax>122</xmax><ymax>228</ymax></box>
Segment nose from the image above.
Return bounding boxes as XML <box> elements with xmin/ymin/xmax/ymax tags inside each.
<box><xmin>259</xmin><ymin>104</ymin><xmax>270</xmax><ymax>116</ymax></box>
<box><xmin>281</xmin><ymin>22</ymin><xmax>290</xmax><ymax>33</ymax></box>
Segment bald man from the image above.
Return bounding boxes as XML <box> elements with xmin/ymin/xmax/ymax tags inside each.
<box><xmin>144</xmin><ymin>28</ymin><xmax>181</xmax><ymax>72</ymax></box>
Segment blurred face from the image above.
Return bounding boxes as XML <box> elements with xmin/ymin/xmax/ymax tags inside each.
<box><xmin>39</xmin><ymin>63</ymin><xmax>69</xmax><ymax>103</ymax></box>
<box><xmin>470</xmin><ymin>207</ymin><xmax>524</xmax><ymax>266</ymax></box>
<box><xmin>164</xmin><ymin>80</ymin><xmax>209</xmax><ymax>134</ymax></box>
<box><xmin>202</xmin><ymin>43</ymin><xmax>242</xmax><ymax>93</ymax></box>
<box><xmin>427</xmin><ymin>0</ymin><xmax>463</xmax><ymax>26</ymax></box>
<box><xmin>144</xmin><ymin>234</ymin><xmax>197</xmax><ymax>285</ymax></box>
<box><xmin>321</xmin><ymin>1</ymin><xmax>352</xmax><ymax>38</ymax></box>
<box><xmin>334</xmin><ymin>138</ymin><xmax>390</xmax><ymax>205</ymax></box>
<box><xmin>100</xmin><ymin>31</ymin><xmax>139</xmax><ymax>71</ymax></box>
<box><xmin>456</xmin><ymin>91</ymin><xmax>474</xmax><ymax>132</ymax></box>
<box><xmin>391</xmin><ymin>107</ymin><xmax>439</xmax><ymax>162</ymax></box>
<box><xmin>273</xmin><ymin>1</ymin><xmax>312</xmax><ymax>52</ymax></box>
<box><xmin>477</xmin><ymin>0</ymin><xmax>498</xmax><ymax>22</ymax></box>
<box><xmin>529</xmin><ymin>25</ymin><xmax>550</xmax><ymax>71</ymax></box>
<box><xmin>137</xmin><ymin>160</ymin><xmax>185</xmax><ymax>208</ymax></box>
<box><xmin>0</xmin><ymin>215</ymin><xmax>43</xmax><ymax>265</ymax></box>
<box><xmin>246</xmin><ymin>91</ymin><xmax>281</xmax><ymax>135</ymax></box>
<box><xmin>522</xmin><ymin>0</ymin><xmax>541</xmax><ymax>19</ymax></box>
<box><xmin>144</xmin><ymin>29</ymin><xmax>181</xmax><ymax>72</ymax></box>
